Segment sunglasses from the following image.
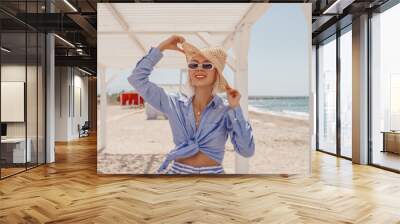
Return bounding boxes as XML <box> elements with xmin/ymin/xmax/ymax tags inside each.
<box><xmin>187</xmin><ymin>62</ymin><xmax>214</xmax><ymax>70</ymax></box>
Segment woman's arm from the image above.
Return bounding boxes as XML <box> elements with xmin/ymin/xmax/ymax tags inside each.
<box><xmin>128</xmin><ymin>47</ymin><xmax>172</xmax><ymax>115</ymax></box>
<box><xmin>225</xmin><ymin>106</ymin><xmax>255</xmax><ymax>157</ymax></box>
<box><xmin>224</xmin><ymin>87</ymin><xmax>255</xmax><ymax>157</ymax></box>
<box><xmin>127</xmin><ymin>35</ymin><xmax>185</xmax><ymax>115</ymax></box>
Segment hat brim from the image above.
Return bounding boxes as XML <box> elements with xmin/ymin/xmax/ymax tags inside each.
<box><xmin>181</xmin><ymin>42</ymin><xmax>200</xmax><ymax>58</ymax></box>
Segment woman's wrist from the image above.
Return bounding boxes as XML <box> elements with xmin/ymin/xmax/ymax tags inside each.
<box><xmin>157</xmin><ymin>43</ymin><xmax>167</xmax><ymax>52</ymax></box>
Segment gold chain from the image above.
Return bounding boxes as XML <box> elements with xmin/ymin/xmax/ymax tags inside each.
<box><xmin>193</xmin><ymin>95</ymin><xmax>213</xmax><ymax>127</ymax></box>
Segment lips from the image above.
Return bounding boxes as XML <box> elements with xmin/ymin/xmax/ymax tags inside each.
<box><xmin>194</xmin><ymin>74</ymin><xmax>207</xmax><ymax>80</ymax></box>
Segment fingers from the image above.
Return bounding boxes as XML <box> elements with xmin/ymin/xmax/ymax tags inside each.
<box><xmin>175</xmin><ymin>41</ymin><xmax>184</xmax><ymax>53</ymax></box>
<box><xmin>168</xmin><ymin>35</ymin><xmax>185</xmax><ymax>53</ymax></box>
<box><xmin>226</xmin><ymin>88</ymin><xmax>240</xmax><ymax>98</ymax></box>
<box><xmin>171</xmin><ymin>35</ymin><xmax>185</xmax><ymax>43</ymax></box>
<box><xmin>178</xmin><ymin>36</ymin><xmax>185</xmax><ymax>43</ymax></box>
<box><xmin>174</xmin><ymin>46</ymin><xmax>185</xmax><ymax>53</ymax></box>
<box><xmin>230</xmin><ymin>91</ymin><xmax>239</xmax><ymax>98</ymax></box>
<box><xmin>224</xmin><ymin>85</ymin><xmax>236</xmax><ymax>94</ymax></box>
<box><xmin>224</xmin><ymin>85</ymin><xmax>240</xmax><ymax>103</ymax></box>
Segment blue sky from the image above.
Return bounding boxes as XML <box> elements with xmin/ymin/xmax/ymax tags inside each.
<box><xmin>105</xmin><ymin>4</ymin><xmax>310</xmax><ymax>97</ymax></box>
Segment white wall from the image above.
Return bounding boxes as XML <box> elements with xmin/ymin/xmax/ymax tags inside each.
<box><xmin>1</xmin><ymin>65</ymin><xmax>26</xmax><ymax>141</ymax></box>
<box><xmin>1</xmin><ymin>64</ymin><xmax>46</xmax><ymax>164</ymax></box>
<box><xmin>55</xmin><ymin>66</ymin><xmax>70</xmax><ymax>141</ymax></box>
<box><xmin>1</xmin><ymin>66</ymin><xmax>25</xmax><ymax>126</ymax></box>
<box><xmin>54</xmin><ymin>67</ymin><xmax>89</xmax><ymax>141</ymax></box>
<box><xmin>71</xmin><ymin>73</ymin><xmax>89</xmax><ymax>138</ymax></box>
<box><xmin>1</xmin><ymin>65</ymin><xmax>37</xmax><ymax>138</ymax></box>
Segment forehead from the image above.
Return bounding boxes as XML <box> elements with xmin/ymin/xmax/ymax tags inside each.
<box><xmin>189</xmin><ymin>54</ymin><xmax>210</xmax><ymax>63</ymax></box>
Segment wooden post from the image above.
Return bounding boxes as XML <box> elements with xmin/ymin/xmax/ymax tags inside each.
<box><xmin>233</xmin><ymin>23</ymin><xmax>251</xmax><ymax>174</ymax></box>
<box><xmin>352</xmin><ymin>14</ymin><xmax>369</xmax><ymax>164</ymax></box>
<box><xmin>98</xmin><ymin>65</ymin><xmax>107</xmax><ymax>152</ymax></box>
<box><xmin>302</xmin><ymin>3</ymin><xmax>313</xmax><ymax>176</ymax></box>
<box><xmin>46</xmin><ymin>25</ymin><xmax>55</xmax><ymax>163</ymax></box>
<box><xmin>179</xmin><ymin>69</ymin><xmax>183</xmax><ymax>93</ymax></box>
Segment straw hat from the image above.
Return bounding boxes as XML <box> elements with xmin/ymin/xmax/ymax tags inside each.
<box><xmin>180</xmin><ymin>42</ymin><xmax>229</xmax><ymax>93</ymax></box>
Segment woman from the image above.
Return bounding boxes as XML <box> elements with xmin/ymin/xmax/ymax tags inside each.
<box><xmin>128</xmin><ymin>35</ymin><xmax>255</xmax><ymax>174</ymax></box>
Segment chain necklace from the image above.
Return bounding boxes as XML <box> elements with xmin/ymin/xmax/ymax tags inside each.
<box><xmin>193</xmin><ymin>95</ymin><xmax>213</xmax><ymax>128</ymax></box>
<box><xmin>194</xmin><ymin>110</ymin><xmax>201</xmax><ymax>127</ymax></box>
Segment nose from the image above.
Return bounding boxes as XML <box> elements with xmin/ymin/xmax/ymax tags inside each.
<box><xmin>193</xmin><ymin>70</ymin><xmax>207</xmax><ymax>75</ymax></box>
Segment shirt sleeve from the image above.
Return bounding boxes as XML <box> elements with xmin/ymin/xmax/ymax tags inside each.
<box><xmin>127</xmin><ymin>47</ymin><xmax>172</xmax><ymax>115</ymax></box>
<box><xmin>225</xmin><ymin>106</ymin><xmax>255</xmax><ymax>157</ymax></box>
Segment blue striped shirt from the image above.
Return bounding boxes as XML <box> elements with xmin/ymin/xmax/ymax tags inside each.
<box><xmin>128</xmin><ymin>47</ymin><xmax>255</xmax><ymax>173</ymax></box>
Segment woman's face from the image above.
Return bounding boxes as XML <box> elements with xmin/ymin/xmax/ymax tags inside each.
<box><xmin>188</xmin><ymin>54</ymin><xmax>217</xmax><ymax>89</ymax></box>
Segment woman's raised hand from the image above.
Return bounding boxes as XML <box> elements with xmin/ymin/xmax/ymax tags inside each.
<box><xmin>157</xmin><ymin>35</ymin><xmax>185</xmax><ymax>53</ymax></box>
<box><xmin>225</xmin><ymin>85</ymin><xmax>241</xmax><ymax>109</ymax></box>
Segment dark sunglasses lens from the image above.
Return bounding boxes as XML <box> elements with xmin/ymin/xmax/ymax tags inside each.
<box><xmin>202</xmin><ymin>63</ymin><xmax>213</xmax><ymax>69</ymax></box>
<box><xmin>188</xmin><ymin>63</ymin><xmax>198</xmax><ymax>69</ymax></box>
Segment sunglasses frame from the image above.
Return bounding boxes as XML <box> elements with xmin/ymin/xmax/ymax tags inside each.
<box><xmin>187</xmin><ymin>62</ymin><xmax>214</xmax><ymax>70</ymax></box>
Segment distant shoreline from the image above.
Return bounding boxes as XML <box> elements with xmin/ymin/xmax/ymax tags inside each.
<box><xmin>248</xmin><ymin>105</ymin><xmax>309</xmax><ymax>121</ymax></box>
<box><xmin>248</xmin><ymin>96</ymin><xmax>309</xmax><ymax>99</ymax></box>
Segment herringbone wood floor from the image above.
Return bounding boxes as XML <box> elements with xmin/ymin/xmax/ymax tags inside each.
<box><xmin>1</xmin><ymin>135</ymin><xmax>400</xmax><ymax>224</ymax></box>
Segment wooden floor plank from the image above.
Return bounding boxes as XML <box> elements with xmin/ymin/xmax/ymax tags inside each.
<box><xmin>0</xmin><ymin>135</ymin><xmax>399</xmax><ymax>223</ymax></box>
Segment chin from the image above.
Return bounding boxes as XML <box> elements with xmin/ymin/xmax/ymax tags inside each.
<box><xmin>192</xmin><ymin>82</ymin><xmax>213</xmax><ymax>89</ymax></box>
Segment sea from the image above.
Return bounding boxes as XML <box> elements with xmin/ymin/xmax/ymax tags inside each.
<box><xmin>247</xmin><ymin>96</ymin><xmax>309</xmax><ymax>120</ymax></box>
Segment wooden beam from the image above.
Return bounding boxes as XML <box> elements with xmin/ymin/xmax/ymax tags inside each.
<box><xmin>222</xmin><ymin>3</ymin><xmax>271</xmax><ymax>50</ymax></box>
<box><xmin>106</xmin><ymin>73</ymin><xmax>119</xmax><ymax>87</ymax></box>
<box><xmin>98</xmin><ymin>65</ymin><xmax>107</xmax><ymax>152</ymax></box>
<box><xmin>196</xmin><ymin>32</ymin><xmax>217</xmax><ymax>46</ymax></box>
<box><xmin>98</xmin><ymin>31</ymin><xmax>231</xmax><ymax>35</ymax></box>
<box><xmin>105</xmin><ymin>3</ymin><xmax>147</xmax><ymax>54</ymax></box>
<box><xmin>233</xmin><ymin>23</ymin><xmax>251</xmax><ymax>174</ymax></box>
<box><xmin>67</xmin><ymin>14</ymin><xmax>97</xmax><ymax>38</ymax></box>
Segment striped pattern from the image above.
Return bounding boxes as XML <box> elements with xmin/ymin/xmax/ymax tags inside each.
<box><xmin>166</xmin><ymin>161</ymin><xmax>224</xmax><ymax>174</ymax></box>
<box><xmin>0</xmin><ymin>134</ymin><xmax>400</xmax><ymax>223</ymax></box>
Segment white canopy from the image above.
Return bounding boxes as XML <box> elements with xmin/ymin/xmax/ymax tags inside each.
<box><xmin>97</xmin><ymin>3</ymin><xmax>270</xmax><ymax>70</ymax></box>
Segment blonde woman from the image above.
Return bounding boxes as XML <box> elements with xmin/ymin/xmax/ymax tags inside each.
<box><xmin>128</xmin><ymin>35</ymin><xmax>255</xmax><ymax>174</ymax></box>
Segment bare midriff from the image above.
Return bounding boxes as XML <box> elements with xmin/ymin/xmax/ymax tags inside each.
<box><xmin>176</xmin><ymin>151</ymin><xmax>220</xmax><ymax>167</ymax></box>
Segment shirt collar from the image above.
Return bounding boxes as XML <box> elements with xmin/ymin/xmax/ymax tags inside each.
<box><xmin>178</xmin><ymin>94</ymin><xmax>222</xmax><ymax>109</ymax></box>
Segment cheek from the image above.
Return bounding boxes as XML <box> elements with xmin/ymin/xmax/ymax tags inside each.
<box><xmin>202</xmin><ymin>71</ymin><xmax>215</xmax><ymax>85</ymax></box>
<box><xmin>188</xmin><ymin>70</ymin><xmax>196</xmax><ymax>81</ymax></box>
<box><xmin>209</xmin><ymin>70</ymin><xmax>217</xmax><ymax>83</ymax></box>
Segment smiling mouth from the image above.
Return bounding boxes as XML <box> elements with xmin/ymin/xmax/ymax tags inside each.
<box><xmin>194</xmin><ymin>74</ymin><xmax>207</xmax><ymax>79</ymax></box>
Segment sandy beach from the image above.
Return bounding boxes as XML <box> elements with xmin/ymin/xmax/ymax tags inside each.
<box><xmin>98</xmin><ymin>105</ymin><xmax>310</xmax><ymax>174</ymax></box>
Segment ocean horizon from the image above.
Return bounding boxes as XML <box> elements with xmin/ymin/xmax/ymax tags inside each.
<box><xmin>215</xmin><ymin>95</ymin><xmax>310</xmax><ymax>120</ymax></box>
<box><xmin>246</xmin><ymin>96</ymin><xmax>309</xmax><ymax>120</ymax></box>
